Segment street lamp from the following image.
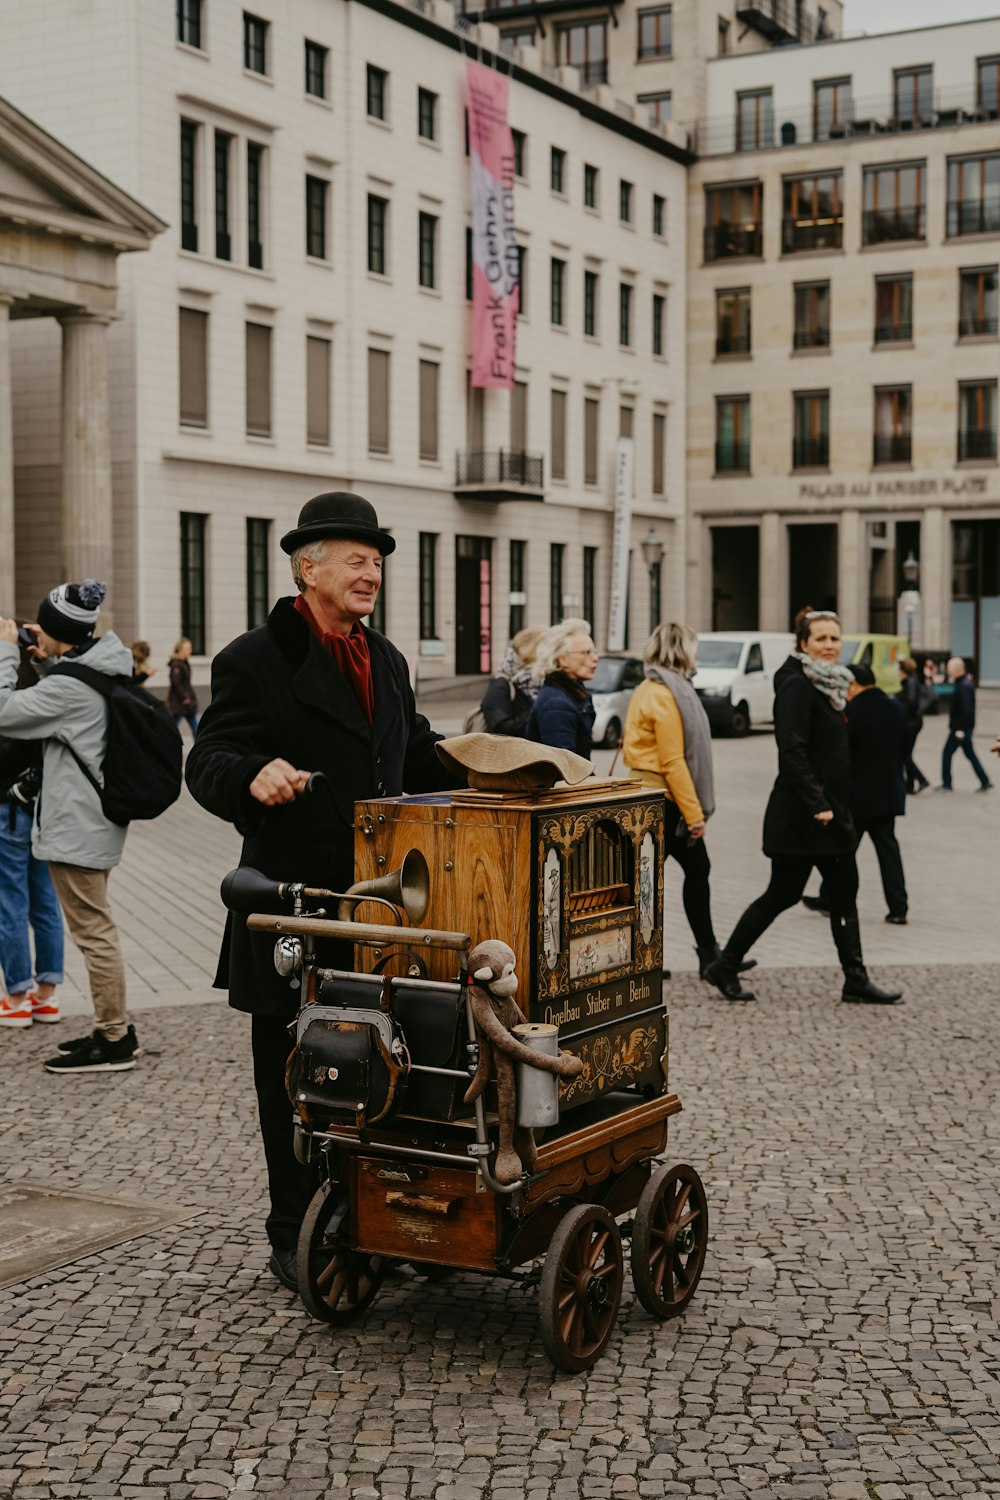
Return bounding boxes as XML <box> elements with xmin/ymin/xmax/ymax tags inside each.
<box><xmin>897</xmin><ymin>551</ymin><xmax>921</xmax><ymax>646</ymax></box>
<box><xmin>640</xmin><ymin>527</ymin><xmax>665</xmax><ymax>634</ymax></box>
<box><xmin>902</xmin><ymin>552</ymin><xmax>919</xmax><ymax>587</ymax></box>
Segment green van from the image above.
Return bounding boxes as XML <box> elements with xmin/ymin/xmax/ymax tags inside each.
<box><xmin>839</xmin><ymin>634</ymin><xmax>909</xmax><ymax>694</ymax></box>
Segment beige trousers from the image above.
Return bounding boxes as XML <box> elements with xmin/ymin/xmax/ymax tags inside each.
<box><xmin>48</xmin><ymin>863</ymin><xmax>128</xmax><ymax>1042</ymax></box>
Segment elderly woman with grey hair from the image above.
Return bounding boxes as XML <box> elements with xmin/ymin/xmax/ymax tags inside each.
<box><xmin>525</xmin><ymin>618</ymin><xmax>598</xmax><ymax>758</ymax></box>
<box><xmin>623</xmin><ymin>622</ymin><xmax>752</xmax><ymax>983</ymax></box>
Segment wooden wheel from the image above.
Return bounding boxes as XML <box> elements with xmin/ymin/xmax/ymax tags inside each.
<box><xmin>539</xmin><ymin>1204</ymin><xmax>624</xmax><ymax>1371</ymax></box>
<box><xmin>296</xmin><ymin>1182</ymin><xmax>384</xmax><ymax>1325</ymax></box>
<box><xmin>630</xmin><ymin>1163</ymin><xmax>708</xmax><ymax>1319</ymax></box>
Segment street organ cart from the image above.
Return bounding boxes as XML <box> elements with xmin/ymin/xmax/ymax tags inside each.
<box><xmin>224</xmin><ymin>755</ymin><xmax>708</xmax><ymax>1371</ymax></box>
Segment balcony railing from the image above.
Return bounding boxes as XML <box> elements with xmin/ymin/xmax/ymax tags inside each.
<box><xmin>781</xmin><ymin>218</ymin><xmax>844</xmax><ymax>253</ymax></box>
<box><xmin>793</xmin><ymin>436</ymin><xmax>829</xmax><ymax>469</ymax></box>
<box><xmin>715</xmin><ymin>332</ymin><xmax>751</xmax><ymax>355</ymax></box>
<box><xmin>947</xmin><ymin>199</ymin><xmax>1000</xmax><ymax>238</ymax></box>
<box><xmin>959</xmin><ymin>314</ymin><xmax>999</xmax><ymax>337</ymax></box>
<box><xmin>715</xmin><ymin>442</ymin><xmax>751</xmax><ymax>473</ymax></box>
<box><xmin>862</xmin><ymin>206</ymin><xmax>925</xmax><ymax>245</ymax></box>
<box><xmin>793</xmin><ymin>326</ymin><xmax>830</xmax><ymax>349</ymax></box>
<box><xmin>704</xmin><ymin>222</ymin><xmax>762</xmax><ymax>261</ymax></box>
<box><xmin>695</xmin><ymin>82</ymin><xmax>1000</xmax><ymax>157</ymax></box>
<box><xmin>874</xmin><ymin>321</ymin><xmax>913</xmax><ymax>344</ymax></box>
<box><xmin>575</xmin><ymin>59</ymin><xmax>609</xmax><ymax>87</ymax></box>
<box><xmin>456</xmin><ymin>449</ymin><xmax>544</xmax><ymax>487</ymax></box>
<box><xmin>958</xmin><ymin>427</ymin><xmax>997</xmax><ymax>462</ymax></box>
<box><xmin>873</xmin><ymin>433</ymin><xmax>912</xmax><ymax>465</ymax></box>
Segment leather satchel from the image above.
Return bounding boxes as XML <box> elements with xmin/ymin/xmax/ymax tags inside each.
<box><xmin>287</xmin><ymin>1004</ymin><xmax>407</xmax><ymax>1128</ymax></box>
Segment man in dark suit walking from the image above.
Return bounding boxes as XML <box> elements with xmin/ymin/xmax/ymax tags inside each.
<box><xmin>803</xmin><ymin>664</ymin><xmax>910</xmax><ymax>924</ymax></box>
<box><xmin>186</xmin><ymin>493</ymin><xmax>459</xmax><ymax>1293</ymax></box>
<box><xmin>939</xmin><ymin>657</ymin><xmax>993</xmax><ymax>793</ymax></box>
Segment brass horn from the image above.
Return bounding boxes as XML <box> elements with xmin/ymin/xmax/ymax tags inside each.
<box><xmin>337</xmin><ymin>848</ymin><xmax>430</xmax><ymax>926</ymax></box>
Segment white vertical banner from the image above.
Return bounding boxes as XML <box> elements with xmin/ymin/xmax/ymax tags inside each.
<box><xmin>606</xmin><ymin>437</ymin><xmax>634</xmax><ymax>651</ymax></box>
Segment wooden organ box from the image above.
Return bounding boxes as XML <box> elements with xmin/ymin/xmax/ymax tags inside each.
<box><xmin>353</xmin><ymin>783</ymin><xmax>667</xmax><ymax>1113</ymax></box>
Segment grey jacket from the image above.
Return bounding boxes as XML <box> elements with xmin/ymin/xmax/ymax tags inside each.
<box><xmin>0</xmin><ymin>632</ymin><xmax>134</xmax><ymax>868</ymax></box>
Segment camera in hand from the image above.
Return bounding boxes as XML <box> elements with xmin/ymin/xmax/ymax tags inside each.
<box><xmin>9</xmin><ymin>764</ymin><xmax>42</xmax><ymax>808</ymax></box>
<box><xmin>16</xmin><ymin>625</ymin><xmax>35</xmax><ymax>650</ymax></box>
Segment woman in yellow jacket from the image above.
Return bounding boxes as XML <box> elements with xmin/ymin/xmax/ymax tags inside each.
<box><xmin>623</xmin><ymin>622</ymin><xmax>750</xmax><ymax>982</ymax></box>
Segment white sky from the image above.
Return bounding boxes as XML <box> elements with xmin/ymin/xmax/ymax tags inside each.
<box><xmin>842</xmin><ymin>0</ymin><xmax>1000</xmax><ymax>34</ymax></box>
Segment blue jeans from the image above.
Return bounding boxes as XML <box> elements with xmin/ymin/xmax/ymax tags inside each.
<box><xmin>0</xmin><ymin>801</ymin><xmax>65</xmax><ymax>995</ymax></box>
<box><xmin>941</xmin><ymin>731</ymin><xmax>991</xmax><ymax>789</ymax></box>
<box><xmin>173</xmin><ymin>710</ymin><xmax>199</xmax><ymax>739</ymax></box>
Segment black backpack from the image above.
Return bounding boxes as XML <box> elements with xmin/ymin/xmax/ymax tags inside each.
<box><xmin>56</xmin><ymin>662</ymin><xmax>183</xmax><ymax>826</ymax></box>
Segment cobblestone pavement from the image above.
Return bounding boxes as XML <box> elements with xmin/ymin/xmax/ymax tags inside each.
<box><xmin>2</xmin><ymin>959</ymin><xmax>999</xmax><ymax>1499</ymax></box>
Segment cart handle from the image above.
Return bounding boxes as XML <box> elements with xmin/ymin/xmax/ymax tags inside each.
<box><xmin>246</xmin><ymin>913</ymin><xmax>471</xmax><ymax>952</ymax></box>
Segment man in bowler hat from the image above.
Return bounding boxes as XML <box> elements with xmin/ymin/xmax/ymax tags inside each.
<box><xmin>186</xmin><ymin>493</ymin><xmax>459</xmax><ymax>1293</ymax></box>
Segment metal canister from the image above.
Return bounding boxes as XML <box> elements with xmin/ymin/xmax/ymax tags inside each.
<box><xmin>512</xmin><ymin>1022</ymin><xmax>561</xmax><ymax>1128</ymax></box>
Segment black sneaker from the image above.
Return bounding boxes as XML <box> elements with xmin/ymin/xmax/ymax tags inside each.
<box><xmin>57</xmin><ymin>1023</ymin><xmax>141</xmax><ymax>1057</ymax></box>
<box><xmin>45</xmin><ymin>1032</ymin><xmax>138</xmax><ymax>1074</ymax></box>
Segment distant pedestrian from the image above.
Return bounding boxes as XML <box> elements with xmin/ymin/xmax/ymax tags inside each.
<box><xmin>131</xmin><ymin>640</ymin><xmax>155</xmax><ymax>685</ymax></box>
<box><xmin>526</xmin><ymin>619</ymin><xmax>597</xmax><ymax>758</ymax></box>
<box><xmin>623</xmin><ymin>622</ymin><xmax>754</xmax><ymax>983</ymax></box>
<box><xmin>804</xmin><ymin>664</ymin><xmax>910</xmax><ymax>924</ymax></box>
<box><xmin>471</xmin><ymin>625</ymin><xmax>544</xmax><ymax>736</ymax></box>
<box><xmin>0</xmin><ymin>581</ymin><xmax>139</xmax><ymax>1070</ymax></box>
<box><xmin>898</xmin><ymin>657</ymin><xmax>930</xmax><ymax>794</ymax></box>
<box><xmin>939</xmin><ymin>657</ymin><xmax>992</xmax><ymax>792</ymax></box>
<box><xmin>167</xmin><ymin>638</ymin><xmax>199</xmax><ymax>739</ymax></box>
<box><xmin>705</xmin><ymin>606</ymin><xmax>902</xmax><ymax>1006</ymax></box>
<box><xmin>0</xmin><ymin>724</ymin><xmax>64</xmax><ymax>1029</ymax></box>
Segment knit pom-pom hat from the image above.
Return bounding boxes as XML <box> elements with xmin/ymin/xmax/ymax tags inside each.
<box><xmin>37</xmin><ymin>579</ymin><xmax>107</xmax><ymax>646</ymax></box>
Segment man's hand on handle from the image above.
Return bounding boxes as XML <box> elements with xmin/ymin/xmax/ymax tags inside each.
<box><xmin>814</xmin><ymin>810</ymin><xmax>834</xmax><ymax>825</ymax></box>
<box><xmin>249</xmin><ymin>759</ymin><xmax>312</xmax><ymax>806</ymax></box>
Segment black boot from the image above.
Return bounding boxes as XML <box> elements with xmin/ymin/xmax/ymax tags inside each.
<box><xmin>703</xmin><ymin>954</ymin><xmax>755</xmax><ymax>1002</ymax></box>
<box><xmin>696</xmin><ymin>943</ymin><xmax>757</xmax><ymax>981</ymax></box>
<box><xmin>831</xmin><ymin>916</ymin><xmax>902</xmax><ymax>1005</ymax></box>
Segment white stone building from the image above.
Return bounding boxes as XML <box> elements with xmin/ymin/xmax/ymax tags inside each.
<box><xmin>0</xmin><ymin>0</ymin><xmax>689</xmax><ymax>680</ymax></box>
<box><xmin>686</xmin><ymin>17</ymin><xmax>1000</xmax><ymax>679</ymax></box>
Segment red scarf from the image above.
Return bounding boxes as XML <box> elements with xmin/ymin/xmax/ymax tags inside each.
<box><xmin>294</xmin><ymin>595</ymin><xmax>374</xmax><ymax>724</ymax></box>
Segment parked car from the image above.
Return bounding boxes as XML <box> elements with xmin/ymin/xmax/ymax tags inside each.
<box><xmin>693</xmin><ymin>632</ymin><xmax>794</xmax><ymax>736</ymax></box>
<box><xmin>838</xmin><ymin>633</ymin><xmax>909</xmax><ymax>694</ymax></box>
<box><xmin>585</xmin><ymin>654</ymin><xmax>644</xmax><ymax>748</ymax></box>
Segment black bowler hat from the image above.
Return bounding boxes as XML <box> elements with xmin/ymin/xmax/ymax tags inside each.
<box><xmin>279</xmin><ymin>492</ymin><xmax>396</xmax><ymax>556</ymax></box>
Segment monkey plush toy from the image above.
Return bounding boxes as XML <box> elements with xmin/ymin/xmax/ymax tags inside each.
<box><xmin>463</xmin><ymin>939</ymin><xmax>584</xmax><ymax>1185</ymax></box>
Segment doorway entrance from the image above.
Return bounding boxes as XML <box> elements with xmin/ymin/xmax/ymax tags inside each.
<box><xmin>711</xmin><ymin>525</ymin><xmax>759</xmax><ymax>629</ymax></box>
<box><xmin>455</xmin><ymin>535</ymin><xmax>493</xmax><ymax>674</ymax></box>
<box><xmin>787</xmin><ymin>523</ymin><xmax>837</xmax><ymax>627</ymax></box>
<box><xmin>951</xmin><ymin>518</ymin><xmax>1000</xmax><ymax>683</ymax></box>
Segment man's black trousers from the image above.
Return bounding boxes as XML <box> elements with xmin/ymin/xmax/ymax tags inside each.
<box><xmin>251</xmin><ymin>1013</ymin><xmax>317</xmax><ymax>1253</ymax></box>
<box><xmin>816</xmin><ymin>818</ymin><xmax>907</xmax><ymax>920</ymax></box>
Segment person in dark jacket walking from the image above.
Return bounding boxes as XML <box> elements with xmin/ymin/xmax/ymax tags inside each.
<box><xmin>186</xmin><ymin>493</ymin><xmax>461</xmax><ymax>1294</ymax></box>
<box><xmin>526</xmin><ymin>619</ymin><xmax>597</xmax><ymax>758</ymax></box>
<box><xmin>939</xmin><ymin>657</ymin><xmax>993</xmax><ymax>791</ymax></box>
<box><xmin>898</xmin><ymin>657</ymin><xmax>930</xmax><ymax>795</ymax></box>
<box><xmin>705</xmin><ymin>606</ymin><xmax>902</xmax><ymax>1006</ymax></box>
<box><xmin>167</xmin><ymin>639</ymin><xmax>199</xmax><ymax>739</ymax></box>
<box><xmin>476</xmin><ymin>626</ymin><xmax>543</xmax><ymax>736</ymax></box>
<box><xmin>804</xmin><ymin>665</ymin><xmax>910</xmax><ymax>923</ymax></box>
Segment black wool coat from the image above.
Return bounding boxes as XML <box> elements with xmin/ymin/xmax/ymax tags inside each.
<box><xmin>527</xmin><ymin>675</ymin><xmax>595</xmax><ymax>758</ymax></box>
<box><xmin>762</xmin><ymin>656</ymin><xmax>855</xmax><ymax>859</ymax></box>
<box><xmin>185</xmin><ymin>598</ymin><xmax>459</xmax><ymax>1015</ymax></box>
<box><xmin>844</xmin><ymin>688</ymin><xmax>908</xmax><ymax>821</ymax></box>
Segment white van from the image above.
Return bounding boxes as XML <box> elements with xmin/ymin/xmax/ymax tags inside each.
<box><xmin>693</xmin><ymin>632</ymin><xmax>794</xmax><ymax>736</ymax></box>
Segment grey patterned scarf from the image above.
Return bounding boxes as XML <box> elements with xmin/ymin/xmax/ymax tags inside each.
<box><xmin>794</xmin><ymin>651</ymin><xmax>853</xmax><ymax>712</ymax></box>
<box><xmin>644</xmin><ymin>665</ymin><xmax>715</xmax><ymax>824</ymax></box>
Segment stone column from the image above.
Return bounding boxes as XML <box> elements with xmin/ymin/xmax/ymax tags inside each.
<box><xmin>921</xmin><ymin>506</ymin><xmax>948</xmax><ymax>650</ymax></box>
<box><xmin>837</xmin><ymin>509</ymin><xmax>864</xmax><ymax>627</ymax></box>
<box><xmin>0</xmin><ymin>294</ymin><xmax>15</xmax><ymax>614</ymax></box>
<box><xmin>59</xmin><ymin>311</ymin><xmax>114</xmax><ymax>597</ymax></box>
<box><xmin>759</xmin><ymin>511</ymin><xmax>782</xmax><ymax>630</ymax></box>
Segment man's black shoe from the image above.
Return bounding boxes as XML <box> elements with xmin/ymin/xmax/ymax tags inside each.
<box><xmin>885</xmin><ymin>914</ymin><xmax>908</xmax><ymax>925</ymax></box>
<box><xmin>44</xmin><ymin>1032</ymin><xmax>137</xmax><ymax>1073</ymax></box>
<box><xmin>57</xmin><ymin>1023</ymin><xmax>141</xmax><ymax>1057</ymax></box>
<box><xmin>267</xmin><ymin>1248</ymin><xmax>298</xmax><ymax>1292</ymax></box>
<box><xmin>703</xmin><ymin>958</ymin><xmax>755</xmax><ymax>1003</ymax></box>
<box><xmin>802</xmin><ymin>895</ymin><xmax>831</xmax><ymax>915</ymax></box>
<box><xmin>975</xmin><ymin>783</ymin><xmax>994</xmax><ymax>793</ymax></box>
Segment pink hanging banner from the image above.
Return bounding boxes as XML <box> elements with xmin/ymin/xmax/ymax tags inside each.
<box><xmin>466</xmin><ymin>60</ymin><xmax>519</xmax><ymax>389</ymax></box>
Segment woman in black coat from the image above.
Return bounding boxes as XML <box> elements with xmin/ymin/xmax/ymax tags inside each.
<box><xmin>705</xmin><ymin>606</ymin><xmax>902</xmax><ymax>1006</ymax></box>
<box><xmin>526</xmin><ymin>618</ymin><xmax>597</xmax><ymax>758</ymax></box>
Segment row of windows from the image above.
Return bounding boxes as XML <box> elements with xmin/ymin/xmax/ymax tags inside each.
<box><xmin>714</xmin><ymin>380</ymin><xmax>999</xmax><ymax>474</ymax></box>
<box><xmin>179</xmin><ymin>512</ymin><xmax>295</xmax><ymax>654</ymax></box>
<box><xmin>177</xmin><ymin>1</ymin><xmax>332</xmax><ymax>97</ymax></box>
<box><xmin>498</xmin><ymin>10</ymin><xmax>675</xmax><ymax>96</ymax></box>
<box><xmin>177</xmin><ymin>308</ymin><xmax>669</xmax><ymax>490</ymax></box>
<box><xmin>715</xmin><ymin>265</ymin><xmax>1000</xmax><ymax>356</ymax></box>
<box><xmin>705</xmin><ymin>152</ymin><xmax>1000</xmax><ymax>260</ymax></box>
<box><xmin>733</xmin><ymin>54</ymin><xmax>1000</xmax><ymax>152</ymax></box>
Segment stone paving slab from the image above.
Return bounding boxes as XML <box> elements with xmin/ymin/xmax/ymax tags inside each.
<box><xmin>2</xmin><ymin>963</ymin><xmax>999</xmax><ymax>1497</ymax></box>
